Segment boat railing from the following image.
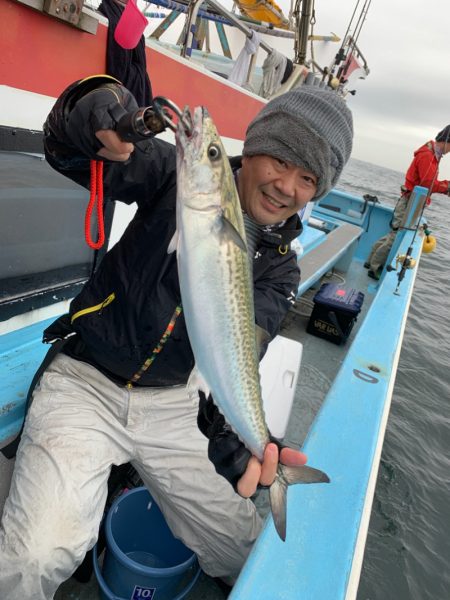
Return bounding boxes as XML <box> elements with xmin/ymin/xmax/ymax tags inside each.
<box><xmin>147</xmin><ymin>0</ymin><xmax>296</xmax><ymax>39</ymax></box>
<box><xmin>200</xmin><ymin>0</ymin><xmax>274</xmax><ymax>55</ymax></box>
<box><xmin>150</xmin><ymin>0</ymin><xmax>350</xmax><ymax>96</ymax></box>
<box><xmin>178</xmin><ymin>0</ymin><xmax>275</xmax><ymax>90</ymax></box>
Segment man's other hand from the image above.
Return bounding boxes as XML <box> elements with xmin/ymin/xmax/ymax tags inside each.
<box><xmin>237</xmin><ymin>443</ymin><xmax>307</xmax><ymax>498</ymax></box>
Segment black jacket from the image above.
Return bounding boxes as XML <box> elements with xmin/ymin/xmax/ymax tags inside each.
<box><xmin>43</xmin><ymin>79</ymin><xmax>302</xmax><ymax>387</ymax></box>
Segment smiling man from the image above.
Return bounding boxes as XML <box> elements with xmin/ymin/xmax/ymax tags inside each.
<box><xmin>238</xmin><ymin>155</ymin><xmax>318</xmax><ymax>222</ymax></box>
<box><xmin>0</xmin><ymin>82</ymin><xmax>352</xmax><ymax>599</ymax></box>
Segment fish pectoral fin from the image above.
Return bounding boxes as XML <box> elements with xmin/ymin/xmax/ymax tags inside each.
<box><xmin>167</xmin><ymin>229</ymin><xmax>179</xmax><ymax>254</ymax></box>
<box><xmin>188</xmin><ymin>365</ymin><xmax>211</xmax><ymax>398</ymax></box>
<box><xmin>220</xmin><ymin>215</ymin><xmax>247</xmax><ymax>253</ymax></box>
<box><xmin>270</xmin><ymin>465</ymin><xmax>330</xmax><ymax>542</ymax></box>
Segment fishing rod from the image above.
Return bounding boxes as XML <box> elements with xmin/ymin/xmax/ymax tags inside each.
<box><xmin>389</xmin><ymin>198</ymin><xmax>427</xmax><ymax>296</ymax></box>
<box><xmin>388</xmin><ymin>135</ymin><xmax>446</xmax><ymax>294</ymax></box>
<box><xmin>350</xmin><ymin>0</ymin><xmax>371</xmax><ymax>50</ymax></box>
<box><xmin>336</xmin><ymin>0</ymin><xmax>371</xmax><ymax>83</ymax></box>
<box><xmin>330</xmin><ymin>0</ymin><xmax>361</xmax><ymax>77</ymax></box>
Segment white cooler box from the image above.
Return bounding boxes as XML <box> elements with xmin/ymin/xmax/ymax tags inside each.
<box><xmin>259</xmin><ymin>335</ymin><xmax>303</xmax><ymax>439</ymax></box>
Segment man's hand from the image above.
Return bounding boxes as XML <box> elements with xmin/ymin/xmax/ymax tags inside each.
<box><xmin>237</xmin><ymin>443</ymin><xmax>307</xmax><ymax>498</ymax></box>
<box><xmin>95</xmin><ymin>130</ymin><xmax>134</xmax><ymax>162</ymax></box>
<box><xmin>197</xmin><ymin>392</ymin><xmax>308</xmax><ymax>495</ymax></box>
<box><xmin>65</xmin><ymin>84</ymin><xmax>139</xmax><ymax>160</ymax></box>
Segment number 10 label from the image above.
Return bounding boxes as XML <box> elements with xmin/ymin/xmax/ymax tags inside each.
<box><xmin>131</xmin><ymin>585</ymin><xmax>156</xmax><ymax>599</ymax></box>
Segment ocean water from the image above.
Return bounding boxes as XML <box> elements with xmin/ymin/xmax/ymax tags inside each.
<box><xmin>338</xmin><ymin>159</ymin><xmax>450</xmax><ymax>600</ymax></box>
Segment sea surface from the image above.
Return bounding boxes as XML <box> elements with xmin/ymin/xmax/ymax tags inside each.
<box><xmin>337</xmin><ymin>159</ymin><xmax>450</xmax><ymax>600</ymax></box>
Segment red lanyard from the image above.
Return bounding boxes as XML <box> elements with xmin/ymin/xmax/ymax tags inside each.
<box><xmin>85</xmin><ymin>159</ymin><xmax>105</xmax><ymax>250</ymax></box>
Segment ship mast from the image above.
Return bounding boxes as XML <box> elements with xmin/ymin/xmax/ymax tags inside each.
<box><xmin>293</xmin><ymin>0</ymin><xmax>314</xmax><ymax>65</ymax></box>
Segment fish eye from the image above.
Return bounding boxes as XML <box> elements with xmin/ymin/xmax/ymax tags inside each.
<box><xmin>208</xmin><ymin>144</ymin><xmax>221</xmax><ymax>161</ymax></box>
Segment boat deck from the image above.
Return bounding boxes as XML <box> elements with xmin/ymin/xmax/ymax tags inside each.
<box><xmin>282</xmin><ymin>259</ymin><xmax>375</xmax><ymax>451</ymax></box>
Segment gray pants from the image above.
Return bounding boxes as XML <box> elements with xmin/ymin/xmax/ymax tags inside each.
<box><xmin>368</xmin><ymin>195</ymin><xmax>409</xmax><ymax>272</ymax></box>
<box><xmin>0</xmin><ymin>354</ymin><xmax>261</xmax><ymax>600</ymax></box>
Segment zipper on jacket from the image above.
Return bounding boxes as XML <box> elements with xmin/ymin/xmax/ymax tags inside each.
<box><xmin>71</xmin><ymin>293</ymin><xmax>116</xmax><ymax>324</ymax></box>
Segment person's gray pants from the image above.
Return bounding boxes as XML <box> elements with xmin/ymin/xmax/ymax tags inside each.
<box><xmin>368</xmin><ymin>194</ymin><xmax>410</xmax><ymax>272</ymax></box>
<box><xmin>0</xmin><ymin>354</ymin><xmax>261</xmax><ymax>599</ymax></box>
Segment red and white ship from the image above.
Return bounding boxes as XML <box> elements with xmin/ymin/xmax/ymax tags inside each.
<box><xmin>0</xmin><ymin>0</ymin><xmax>369</xmax><ymax>146</ymax></box>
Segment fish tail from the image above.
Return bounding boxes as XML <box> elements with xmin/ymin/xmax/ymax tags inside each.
<box><xmin>269</xmin><ymin>464</ymin><xmax>330</xmax><ymax>541</ymax></box>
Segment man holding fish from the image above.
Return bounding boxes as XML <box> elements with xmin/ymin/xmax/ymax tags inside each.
<box><xmin>0</xmin><ymin>78</ymin><xmax>352</xmax><ymax>598</ymax></box>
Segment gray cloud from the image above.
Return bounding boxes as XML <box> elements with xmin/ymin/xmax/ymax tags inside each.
<box><xmin>327</xmin><ymin>0</ymin><xmax>450</xmax><ymax>173</ymax></box>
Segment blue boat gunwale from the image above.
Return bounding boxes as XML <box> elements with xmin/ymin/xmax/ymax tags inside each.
<box><xmin>230</xmin><ymin>190</ymin><xmax>427</xmax><ymax>599</ymax></box>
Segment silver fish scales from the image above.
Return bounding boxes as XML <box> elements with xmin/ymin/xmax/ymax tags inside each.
<box><xmin>170</xmin><ymin>106</ymin><xmax>329</xmax><ymax>540</ymax></box>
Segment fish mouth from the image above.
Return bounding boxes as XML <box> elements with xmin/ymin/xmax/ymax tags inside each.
<box><xmin>176</xmin><ymin>106</ymin><xmax>208</xmax><ymax>160</ymax></box>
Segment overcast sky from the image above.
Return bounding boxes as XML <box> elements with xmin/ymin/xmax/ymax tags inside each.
<box><xmin>291</xmin><ymin>0</ymin><xmax>450</xmax><ymax>176</ymax></box>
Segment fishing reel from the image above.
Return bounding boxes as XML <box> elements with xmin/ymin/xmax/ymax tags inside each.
<box><xmin>116</xmin><ymin>97</ymin><xmax>193</xmax><ymax>143</ymax></box>
<box><xmin>386</xmin><ymin>253</ymin><xmax>416</xmax><ymax>274</ymax></box>
<box><xmin>394</xmin><ymin>254</ymin><xmax>416</xmax><ymax>271</ymax></box>
<box><xmin>389</xmin><ymin>252</ymin><xmax>417</xmax><ymax>296</ymax></box>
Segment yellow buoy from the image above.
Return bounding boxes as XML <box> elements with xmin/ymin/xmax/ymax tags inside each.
<box><xmin>423</xmin><ymin>235</ymin><xmax>436</xmax><ymax>253</ymax></box>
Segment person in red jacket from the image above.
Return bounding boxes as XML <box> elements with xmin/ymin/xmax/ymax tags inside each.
<box><xmin>366</xmin><ymin>125</ymin><xmax>450</xmax><ymax>278</ymax></box>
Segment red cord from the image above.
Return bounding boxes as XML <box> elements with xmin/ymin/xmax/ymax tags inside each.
<box><xmin>85</xmin><ymin>160</ymin><xmax>105</xmax><ymax>250</ymax></box>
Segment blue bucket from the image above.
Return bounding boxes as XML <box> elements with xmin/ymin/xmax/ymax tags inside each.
<box><xmin>93</xmin><ymin>487</ymin><xmax>201</xmax><ymax>600</ymax></box>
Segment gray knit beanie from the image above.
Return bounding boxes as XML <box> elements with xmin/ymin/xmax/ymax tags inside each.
<box><xmin>243</xmin><ymin>85</ymin><xmax>353</xmax><ymax>200</ymax></box>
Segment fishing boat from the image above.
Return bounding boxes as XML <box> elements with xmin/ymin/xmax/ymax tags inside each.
<box><xmin>0</xmin><ymin>0</ymin><xmax>429</xmax><ymax>598</ymax></box>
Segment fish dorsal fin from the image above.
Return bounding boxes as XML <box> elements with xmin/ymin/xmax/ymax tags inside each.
<box><xmin>220</xmin><ymin>214</ymin><xmax>247</xmax><ymax>253</ymax></box>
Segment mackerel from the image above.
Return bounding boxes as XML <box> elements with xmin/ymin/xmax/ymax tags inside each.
<box><xmin>169</xmin><ymin>106</ymin><xmax>329</xmax><ymax>540</ymax></box>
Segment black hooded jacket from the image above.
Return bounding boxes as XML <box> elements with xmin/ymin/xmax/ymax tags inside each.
<box><xmin>43</xmin><ymin>79</ymin><xmax>302</xmax><ymax>387</ymax></box>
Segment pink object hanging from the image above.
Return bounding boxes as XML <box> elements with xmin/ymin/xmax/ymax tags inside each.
<box><xmin>114</xmin><ymin>0</ymin><xmax>148</xmax><ymax>50</ymax></box>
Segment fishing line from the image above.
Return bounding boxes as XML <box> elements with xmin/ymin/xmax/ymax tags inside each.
<box><xmin>393</xmin><ymin>129</ymin><xmax>448</xmax><ymax>293</ymax></box>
